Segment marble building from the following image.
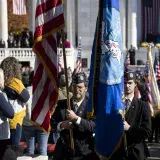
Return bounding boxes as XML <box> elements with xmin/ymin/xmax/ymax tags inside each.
<box><xmin>64</xmin><ymin>0</ymin><xmax>142</xmax><ymax>50</ymax></box>
<box><xmin>0</xmin><ymin>0</ymin><xmax>145</xmax><ymax>69</ymax></box>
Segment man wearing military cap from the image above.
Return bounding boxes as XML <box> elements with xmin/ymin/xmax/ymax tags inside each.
<box><xmin>118</xmin><ymin>70</ymin><xmax>151</xmax><ymax>160</ymax></box>
<box><xmin>51</xmin><ymin>72</ymin><xmax>98</xmax><ymax>160</ymax></box>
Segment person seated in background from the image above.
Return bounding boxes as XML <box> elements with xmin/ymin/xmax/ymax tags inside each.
<box><xmin>51</xmin><ymin>72</ymin><xmax>99</xmax><ymax>160</ymax></box>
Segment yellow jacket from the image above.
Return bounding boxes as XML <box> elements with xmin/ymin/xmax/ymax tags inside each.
<box><xmin>9</xmin><ymin>109</ymin><xmax>26</xmax><ymax>129</ymax></box>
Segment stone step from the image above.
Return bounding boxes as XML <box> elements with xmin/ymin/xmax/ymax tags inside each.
<box><xmin>148</xmin><ymin>143</ymin><xmax>160</xmax><ymax>158</ymax></box>
<box><xmin>17</xmin><ymin>156</ymin><xmax>32</xmax><ymax>160</ymax></box>
<box><xmin>147</xmin><ymin>157</ymin><xmax>160</xmax><ymax>160</ymax></box>
<box><xmin>17</xmin><ymin>155</ymin><xmax>48</xmax><ymax>160</ymax></box>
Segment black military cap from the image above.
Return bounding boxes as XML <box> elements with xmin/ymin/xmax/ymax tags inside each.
<box><xmin>135</xmin><ymin>72</ymin><xmax>142</xmax><ymax>81</ymax></box>
<box><xmin>124</xmin><ymin>69</ymin><xmax>136</xmax><ymax>81</ymax></box>
<box><xmin>72</xmin><ymin>72</ymin><xmax>87</xmax><ymax>85</ymax></box>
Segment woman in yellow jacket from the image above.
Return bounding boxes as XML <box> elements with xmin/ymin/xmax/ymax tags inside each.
<box><xmin>1</xmin><ymin>57</ymin><xmax>30</xmax><ymax>146</ymax></box>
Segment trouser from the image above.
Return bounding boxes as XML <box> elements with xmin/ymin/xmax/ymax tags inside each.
<box><xmin>53</xmin><ymin>138</ymin><xmax>99</xmax><ymax>160</ymax></box>
<box><xmin>23</xmin><ymin>125</ymin><xmax>49</xmax><ymax>155</ymax></box>
<box><xmin>10</xmin><ymin>124</ymin><xmax>22</xmax><ymax>146</ymax></box>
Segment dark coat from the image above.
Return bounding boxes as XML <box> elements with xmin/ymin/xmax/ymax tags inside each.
<box><xmin>51</xmin><ymin>96</ymin><xmax>98</xmax><ymax>160</ymax></box>
<box><xmin>125</xmin><ymin>97</ymin><xmax>151</xmax><ymax>160</ymax></box>
<box><xmin>110</xmin><ymin>97</ymin><xmax>151</xmax><ymax>160</ymax></box>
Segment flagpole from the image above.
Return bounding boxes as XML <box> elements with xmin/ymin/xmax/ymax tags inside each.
<box><xmin>61</xmin><ymin>29</ymin><xmax>75</xmax><ymax>151</ymax></box>
<box><xmin>124</xmin><ymin>114</ymin><xmax>128</xmax><ymax>157</ymax></box>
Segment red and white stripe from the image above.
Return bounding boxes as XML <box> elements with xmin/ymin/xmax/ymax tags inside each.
<box><xmin>145</xmin><ymin>60</ymin><xmax>152</xmax><ymax>105</ymax></box>
<box><xmin>137</xmin><ymin>89</ymin><xmax>141</xmax><ymax>99</ymax></box>
<box><xmin>13</xmin><ymin>0</ymin><xmax>27</xmax><ymax>15</ymax></box>
<box><xmin>31</xmin><ymin>0</ymin><xmax>64</xmax><ymax>132</ymax></box>
<box><xmin>155</xmin><ymin>62</ymin><xmax>160</xmax><ymax>80</ymax></box>
<box><xmin>76</xmin><ymin>60</ymin><xmax>82</xmax><ymax>73</ymax></box>
<box><xmin>58</xmin><ymin>54</ymin><xmax>63</xmax><ymax>72</ymax></box>
<box><xmin>147</xmin><ymin>47</ymin><xmax>160</xmax><ymax>110</ymax></box>
<box><xmin>146</xmin><ymin>79</ymin><xmax>152</xmax><ymax>104</ymax></box>
<box><xmin>134</xmin><ymin>87</ymin><xmax>141</xmax><ymax>99</ymax></box>
<box><xmin>57</xmin><ymin>49</ymin><xmax>63</xmax><ymax>72</ymax></box>
<box><xmin>75</xmin><ymin>37</ymin><xmax>82</xmax><ymax>73</ymax></box>
<box><xmin>58</xmin><ymin>63</ymin><xmax>63</xmax><ymax>72</ymax></box>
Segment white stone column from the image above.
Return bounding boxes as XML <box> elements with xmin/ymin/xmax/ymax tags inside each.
<box><xmin>77</xmin><ymin>0</ymin><xmax>98</xmax><ymax>49</ymax></box>
<box><xmin>28</xmin><ymin>0</ymin><xmax>37</xmax><ymax>34</ymax></box>
<box><xmin>127</xmin><ymin>0</ymin><xmax>138</xmax><ymax>49</ymax></box>
<box><xmin>66</xmin><ymin>0</ymin><xmax>76</xmax><ymax>47</ymax></box>
<box><xmin>120</xmin><ymin>0</ymin><xmax>127</xmax><ymax>51</ymax></box>
<box><xmin>0</xmin><ymin>0</ymin><xmax>8</xmax><ymax>48</ymax></box>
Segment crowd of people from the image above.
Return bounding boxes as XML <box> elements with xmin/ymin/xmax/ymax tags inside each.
<box><xmin>8</xmin><ymin>28</ymin><xmax>33</xmax><ymax>48</ymax></box>
<box><xmin>0</xmin><ymin>58</ymin><xmax>154</xmax><ymax>160</ymax></box>
<box><xmin>0</xmin><ymin>28</ymin><xmax>34</xmax><ymax>48</ymax></box>
<box><xmin>0</xmin><ymin>52</ymin><xmax>158</xmax><ymax>160</ymax></box>
<box><xmin>0</xmin><ymin>39</ymin><xmax>6</xmax><ymax>48</ymax></box>
<box><xmin>0</xmin><ymin>30</ymin><xmax>72</xmax><ymax>49</ymax></box>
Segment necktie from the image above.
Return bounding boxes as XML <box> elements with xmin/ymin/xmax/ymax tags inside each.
<box><xmin>74</xmin><ymin>104</ymin><xmax>78</xmax><ymax>113</ymax></box>
<box><xmin>125</xmin><ymin>99</ymin><xmax>131</xmax><ymax>114</ymax></box>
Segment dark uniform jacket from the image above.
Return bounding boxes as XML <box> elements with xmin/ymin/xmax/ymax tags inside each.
<box><xmin>112</xmin><ymin>97</ymin><xmax>151</xmax><ymax>160</ymax></box>
<box><xmin>125</xmin><ymin>97</ymin><xmax>151</xmax><ymax>160</ymax></box>
<box><xmin>51</xmin><ymin>96</ymin><xmax>98</xmax><ymax>160</ymax></box>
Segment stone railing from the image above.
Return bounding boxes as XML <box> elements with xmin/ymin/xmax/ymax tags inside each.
<box><xmin>0</xmin><ymin>48</ymin><xmax>35</xmax><ymax>59</ymax></box>
<box><xmin>0</xmin><ymin>48</ymin><xmax>75</xmax><ymax>69</ymax></box>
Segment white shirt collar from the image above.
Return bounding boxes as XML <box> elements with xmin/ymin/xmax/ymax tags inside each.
<box><xmin>125</xmin><ymin>94</ymin><xmax>134</xmax><ymax>102</ymax></box>
<box><xmin>73</xmin><ymin>98</ymin><xmax>84</xmax><ymax>107</ymax></box>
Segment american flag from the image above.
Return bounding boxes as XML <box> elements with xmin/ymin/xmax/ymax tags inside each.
<box><xmin>144</xmin><ymin>60</ymin><xmax>152</xmax><ymax>105</ymax></box>
<box><xmin>75</xmin><ymin>37</ymin><xmax>82</xmax><ymax>73</ymax></box>
<box><xmin>58</xmin><ymin>62</ymin><xmax>63</xmax><ymax>73</ymax></box>
<box><xmin>147</xmin><ymin>46</ymin><xmax>160</xmax><ymax>111</ymax></box>
<box><xmin>13</xmin><ymin>0</ymin><xmax>27</xmax><ymax>15</ymax></box>
<box><xmin>154</xmin><ymin>51</ymin><xmax>160</xmax><ymax>80</ymax></box>
<box><xmin>142</xmin><ymin>0</ymin><xmax>160</xmax><ymax>40</ymax></box>
<box><xmin>134</xmin><ymin>87</ymin><xmax>141</xmax><ymax>99</ymax></box>
<box><xmin>58</xmin><ymin>50</ymin><xmax>63</xmax><ymax>72</ymax></box>
<box><xmin>31</xmin><ymin>0</ymin><xmax>64</xmax><ymax>132</ymax></box>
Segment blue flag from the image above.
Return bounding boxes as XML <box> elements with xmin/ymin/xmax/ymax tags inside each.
<box><xmin>88</xmin><ymin>0</ymin><xmax>124</xmax><ymax>158</ymax></box>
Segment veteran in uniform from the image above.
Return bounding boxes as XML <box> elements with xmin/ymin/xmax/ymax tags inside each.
<box><xmin>123</xmin><ymin>70</ymin><xmax>151</xmax><ymax>160</ymax></box>
<box><xmin>111</xmin><ymin>70</ymin><xmax>151</xmax><ymax>160</ymax></box>
<box><xmin>51</xmin><ymin>72</ymin><xmax>99</xmax><ymax>160</ymax></box>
